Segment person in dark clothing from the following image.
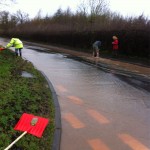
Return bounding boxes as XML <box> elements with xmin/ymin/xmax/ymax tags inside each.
<box><xmin>92</xmin><ymin>41</ymin><xmax>101</xmax><ymax>58</ymax></box>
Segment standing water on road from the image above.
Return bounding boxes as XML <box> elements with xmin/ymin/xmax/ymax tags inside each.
<box><xmin>22</xmin><ymin>47</ymin><xmax>150</xmax><ymax>150</ymax></box>
<box><xmin>0</xmin><ymin>38</ymin><xmax>150</xmax><ymax>150</ymax></box>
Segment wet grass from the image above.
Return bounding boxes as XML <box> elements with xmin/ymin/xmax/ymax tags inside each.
<box><xmin>0</xmin><ymin>49</ymin><xmax>55</xmax><ymax>150</ymax></box>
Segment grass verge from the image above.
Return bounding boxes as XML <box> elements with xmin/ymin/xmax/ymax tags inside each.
<box><xmin>0</xmin><ymin>49</ymin><xmax>55</xmax><ymax>150</ymax></box>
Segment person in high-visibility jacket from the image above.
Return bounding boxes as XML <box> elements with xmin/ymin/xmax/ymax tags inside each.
<box><xmin>6</xmin><ymin>38</ymin><xmax>23</xmax><ymax>56</ymax></box>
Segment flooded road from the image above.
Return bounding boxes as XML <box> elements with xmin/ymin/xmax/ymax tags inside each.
<box><xmin>1</xmin><ymin>38</ymin><xmax>150</xmax><ymax>150</ymax></box>
<box><xmin>22</xmin><ymin>46</ymin><xmax>150</xmax><ymax>150</ymax></box>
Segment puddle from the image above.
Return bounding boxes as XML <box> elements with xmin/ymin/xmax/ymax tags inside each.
<box><xmin>21</xmin><ymin>71</ymin><xmax>34</xmax><ymax>78</ymax></box>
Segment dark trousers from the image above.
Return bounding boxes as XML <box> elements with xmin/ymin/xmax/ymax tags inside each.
<box><xmin>15</xmin><ymin>48</ymin><xmax>22</xmax><ymax>56</ymax></box>
<box><xmin>112</xmin><ymin>50</ymin><xmax>118</xmax><ymax>57</ymax></box>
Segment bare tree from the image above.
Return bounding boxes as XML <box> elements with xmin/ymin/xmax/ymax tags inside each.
<box><xmin>89</xmin><ymin>0</ymin><xmax>109</xmax><ymax>15</ymax></box>
<box><xmin>9</xmin><ymin>14</ymin><xmax>19</xmax><ymax>26</ymax></box>
<box><xmin>0</xmin><ymin>11</ymin><xmax>9</xmax><ymax>24</ymax></box>
<box><xmin>77</xmin><ymin>0</ymin><xmax>109</xmax><ymax>31</ymax></box>
<box><xmin>15</xmin><ymin>10</ymin><xmax>29</xmax><ymax>24</ymax></box>
<box><xmin>77</xmin><ymin>0</ymin><xmax>88</xmax><ymax>16</ymax></box>
<box><xmin>53</xmin><ymin>8</ymin><xmax>63</xmax><ymax>18</ymax></box>
<box><xmin>0</xmin><ymin>11</ymin><xmax>10</xmax><ymax>31</ymax></box>
<box><xmin>78</xmin><ymin>0</ymin><xmax>109</xmax><ymax>16</ymax></box>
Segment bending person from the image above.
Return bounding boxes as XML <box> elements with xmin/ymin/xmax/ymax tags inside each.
<box><xmin>92</xmin><ymin>41</ymin><xmax>101</xmax><ymax>58</ymax></box>
<box><xmin>6</xmin><ymin>38</ymin><xmax>23</xmax><ymax>57</ymax></box>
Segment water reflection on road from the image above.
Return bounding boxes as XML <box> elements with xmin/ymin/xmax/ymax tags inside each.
<box><xmin>22</xmin><ymin>47</ymin><xmax>150</xmax><ymax>150</ymax></box>
<box><xmin>0</xmin><ymin>36</ymin><xmax>149</xmax><ymax>150</ymax></box>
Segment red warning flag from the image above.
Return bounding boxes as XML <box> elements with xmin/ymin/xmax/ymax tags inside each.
<box><xmin>0</xmin><ymin>48</ymin><xmax>5</xmax><ymax>51</ymax></box>
<box><xmin>14</xmin><ymin>113</ymin><xmax>49</xmax><ymax>138</ymax></box>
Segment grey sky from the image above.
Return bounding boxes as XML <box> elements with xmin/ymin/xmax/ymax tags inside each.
<box><xmin>2</xmin><ymin>0</ymin><xmax>150</xmax><ymax>18</ymax></box>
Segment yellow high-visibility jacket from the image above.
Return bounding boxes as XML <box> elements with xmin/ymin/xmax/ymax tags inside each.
<box><xmin>6</xmin><ymin>38</ymin><xmax>23</xmax><ymax>49</ymax></box>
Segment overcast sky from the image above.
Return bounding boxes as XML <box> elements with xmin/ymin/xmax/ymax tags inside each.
<box><xmin>2</xmin><ymin>0</ymin><xmax>150</xmax><ymax>19</ymax></box>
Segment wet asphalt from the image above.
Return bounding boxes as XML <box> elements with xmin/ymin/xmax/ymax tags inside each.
<box><xmin>0</xmin><ymin>39</ymin><xmax>150</xmax><ymax>150</ymax></box>
<box><xmin>22</xmin><ymin>46</ymin><xmax>150</xmax><ymax>150</ymax></box>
